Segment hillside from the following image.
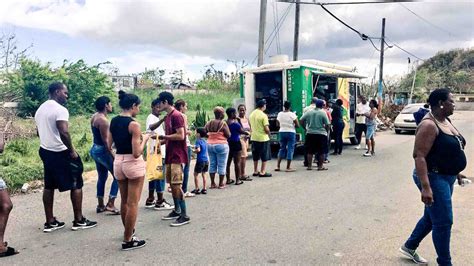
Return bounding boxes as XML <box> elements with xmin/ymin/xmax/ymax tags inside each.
<box><xmin>398</xmin><ymin>48</ymin><xmax>473</xmax><ymax>101</ymax></box>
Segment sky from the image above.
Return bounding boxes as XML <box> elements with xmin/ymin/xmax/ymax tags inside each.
<box><xmin>0</xmin><ymin>0</ymin><xmax>473</xmax><ymax>82</ymax></box>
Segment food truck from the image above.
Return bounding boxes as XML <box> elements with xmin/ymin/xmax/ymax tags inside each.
<box><xmin>239</xmin><ymin>58</ymin><xmax>367</xmax><ymax>147</ymax></box>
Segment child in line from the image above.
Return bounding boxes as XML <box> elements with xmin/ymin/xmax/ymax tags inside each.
<box><xmin>191</xmin><ymin>128</ymin><xmax>209</xmax><ymax>195</ymax></box>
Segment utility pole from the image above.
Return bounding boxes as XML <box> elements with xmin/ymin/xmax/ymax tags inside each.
<box><xmin>293</xmin><ymin>0</ymin><xmax>300</xmax><ymax>61</ymax></box>
<box><xmin>258</xmin><ymin>0</ymin><xmax>268</xmax><ymax>66</ymax></box>
<box><xmin>377</xmin><ymin>18</ymin><xmax>385</xmax><ymax>102</ymax></box>
<box><xmin>409</xmin><ymin>60</ymin><xmax>418</xmax><ymax>104</ymax></box>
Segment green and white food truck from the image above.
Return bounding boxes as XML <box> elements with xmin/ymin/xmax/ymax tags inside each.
<box><xmin>239</xmin><ymin>58</ymin><xmax>367</xmax><ymax>147</ymax></box>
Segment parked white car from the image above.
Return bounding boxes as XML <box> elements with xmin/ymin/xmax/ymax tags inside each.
<box><xmin>394</xmin><ymin>103</ymin><xmax>426</xmax><ymax>134</ymax></box>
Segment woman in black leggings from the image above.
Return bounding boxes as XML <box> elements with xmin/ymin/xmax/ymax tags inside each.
<box><xmin>331</xmin><ymin>99</ymin><xmax>345</xmax><ymax>155</ymax></box>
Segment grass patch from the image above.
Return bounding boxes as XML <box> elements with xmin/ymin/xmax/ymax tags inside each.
<box><xmin>0</xmin><ymin>89</ymin><xmax>240</xmax><ymax>191</ymax></box>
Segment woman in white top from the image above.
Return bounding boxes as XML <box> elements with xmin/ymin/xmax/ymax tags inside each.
<box><xmin>275</xmin><ymin>101</ymin><xmax>300</xmax><ymax>172</ymax></box>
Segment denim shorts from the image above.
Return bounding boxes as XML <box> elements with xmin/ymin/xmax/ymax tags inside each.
<box><xmin>0</xmin><ymin>178</ymin><xmax>6</xmax><ymax>190</ymax></box>
<box><xmin>366</xmin><ymin>124</ymin><xmax>375</xmax><ymax>139</ymax></box>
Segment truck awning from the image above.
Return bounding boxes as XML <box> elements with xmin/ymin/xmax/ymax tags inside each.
<box><xmin>311</xmin><ymin>67</ymin><xmax>367</xmax><ymax>79</ymax></box>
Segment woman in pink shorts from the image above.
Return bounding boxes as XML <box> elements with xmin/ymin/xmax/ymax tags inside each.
<box><xmin>109</xmin><ymin>90</ymin><xmax>150</xmax><ymax>251</ymax></box>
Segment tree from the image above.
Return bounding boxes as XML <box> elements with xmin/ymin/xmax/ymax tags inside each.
<box><xmin>5</xmin><ymin>58</ymin><xmax>114</xmax><ymax>117</ymax></box>
<box><xmin>0</xmin><ymin>32</ymin><xmax>32</xmax><ymax>74</ymax></box>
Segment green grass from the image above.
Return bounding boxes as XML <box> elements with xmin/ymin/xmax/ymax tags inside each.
<box><xmin>0</xmin><ymin>89</ymin><xmax>239</xmax><ymax>191</ymax></box>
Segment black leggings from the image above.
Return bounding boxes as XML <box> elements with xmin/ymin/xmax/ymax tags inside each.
<box><xmin>332</xmin><ymin>121</ymin><xmax>345</xmax><ymax>154</ymax></box>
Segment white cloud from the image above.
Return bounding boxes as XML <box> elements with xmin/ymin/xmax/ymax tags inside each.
<box><xmin>0</xmin><ymin>0</ymin><xmax>473</xmax><ymax>78</ymax></box>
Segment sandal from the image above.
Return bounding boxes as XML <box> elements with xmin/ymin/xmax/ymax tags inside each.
<box><xmin>218</xmin><ymin>185</ymin><xmax>226</xmax><ymax>189</ymax></box>
<box><xmin>235</xmin><ymin>180</ymin><xmax>244</xmax><ymax>185</ymax></box>
<box><xmin>0</xmin><ymin>247</ymin><xmax>19</xmax><ymax>257</ymax></box>
<box><xmin>285</xmin><ymin>168</ymin><xmax>296</xmax><ymax>172</ymax></box>
<box><xmin>200</xmin><ymin>189</ymin><xmax>207</xmax><ymax>195</ymax></box>
<box><xmin>210</xmin><ymin>184</ymin><xmax>218</xmax><ymax>189</ymax></box>
<box><xmin>240</xmin><ymin>176</ymin><xmax>253</xmax><ymax>181</ymax></box>
<box><xmin>191</xmin><ymin>189</ymin><xmax>201</xmax><ymax>195</ymax></box>
<box><xmin>226</xmin><ymin>180</ymin><xmax>235</xmax><ymax>185</ymax></box>
<box><xmin>252</xmin><ymin>173</ymin><xmax>260</xmax><ymax>177</ymax></box>
<box><xmin>258</xmin><ymin>172</ymin><xmax>272</xmax><ymax>177</ymax></box>
<box><xmin>274</xmin><ymin>168</ymin><xmax>281</xmax><ymax>172</ymax></box>
<box><xmin>105</xmin><ymin>207</ymin><xmax>120</xmax><ymax>215</ymax></box>
<box><xmin>317</xmin><ymin>167</ymin><xmax>328</xmax><ymax>171</ymax></box>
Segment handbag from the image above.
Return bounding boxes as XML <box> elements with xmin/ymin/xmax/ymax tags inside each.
<box><xmin>146</xmin><ymin>140</ymin><xmax>164</xmax><ymax>181</ymax></box>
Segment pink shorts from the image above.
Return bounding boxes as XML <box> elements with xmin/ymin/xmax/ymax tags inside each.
<box><xmin>113</xmin><ymin>154</ymin><xmax>146</xmax><ymax>180</ymax></box>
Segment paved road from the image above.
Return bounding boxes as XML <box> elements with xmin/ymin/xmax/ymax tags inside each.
<box><xmin>4</xmin><ymin>111</ymin><xmax>473</xmax><ymax>265</ymax></box>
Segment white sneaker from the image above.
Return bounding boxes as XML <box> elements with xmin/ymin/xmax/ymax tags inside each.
<box><xmin>363</xmin><ymin>152</ymin><xmax>372</xmax><ymax>157</ymax></box>
<box><xmin>184</xmin><ymin>191</ymin><xmax>195</xmax><ymax>198</ymax></box>
<box><xmin>399</xmin><ymin>245</ymin><xmax>428</xmax><ymax>264</ymax></box>
<box><xmin>354</xmin><ymin>145</ymin><xmax>361</xmax><ymax>150</ymax></box>
<box><xmin>154</xmin><ymin>200</ymin><xmax>174</xmax><ymax>211</ymax></box>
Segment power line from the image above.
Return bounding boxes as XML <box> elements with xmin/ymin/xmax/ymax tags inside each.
<box><xmin>385</xmin><ymin>37</ymin><xmax>425</xmax><ymax>61</ymax></box>
<box><xmin>272</xmin><ymin>0</ymin><xmax>282</xmax><ymax>54</ymax></box>
<box><xmin>251</xmin><ymin>3</ymin><xmax>293</xmax><ymax>65</ymax></box>
<box><xmin>279</xmin><ymin>0</ymin><xmax>417</xmax><ymax>6</ymax></box>
<box><xmin>320</xmin><ymin>5</ymin><xmax>368</xmax><ymax>40</ymax></box>
<box><xmin>399</xmin><ymin>3</ymin><xmax>467</xmax><ymax>41</ymax></box>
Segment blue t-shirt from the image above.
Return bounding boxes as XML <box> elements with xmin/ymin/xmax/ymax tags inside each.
<box><xmin>228</xmin><ymin>121</ymin><xmax>242</xmax><ymax>142</ymax></box>
<box><xmin>195</xmin><ymin>139</ymin><xmax>209</xmax><ymax>163</ymax></box>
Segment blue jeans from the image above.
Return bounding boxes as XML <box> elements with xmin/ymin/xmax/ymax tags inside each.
<box><xmin>149</xmin><ymin>157</ymin><xmax>166</xmax><ymax>193</ymax></box>
<box><xmin>90</xmin><ymin>144</ymin><xmax>118</xmax><ymax>199</ymax></box>
<box><xmin>182</xmin><ymin>146</ymin><xmax>192</xmax><ymax>193</ymax></box>
<box><xmin>278</xmin><ymin>132</ymin><xmax>296</xmax><ymax>160</ymax></box>
<box><xmin>207</xmin><ymin>143</ymin><xmax>229</xmax><ymax>175</ymax></box>
<box><xmin>405</xmin><ymin>170</ymin><xmax>457</xmax><ymax>266</ymax></box>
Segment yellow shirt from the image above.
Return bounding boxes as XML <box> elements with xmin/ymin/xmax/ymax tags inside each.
<box><xmin>249</xmin><ymin>109</ymin><xmax>270</xmax><ymax>142</ymax></box>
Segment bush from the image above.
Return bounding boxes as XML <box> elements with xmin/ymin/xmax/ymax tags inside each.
<box><xmin>0</xmin><ymin>163</ymin><xmax>44</xmax><ymax>190</ymax></box>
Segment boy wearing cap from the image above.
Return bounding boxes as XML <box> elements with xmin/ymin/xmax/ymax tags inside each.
<box><xmin>249</xmin><ymin>99</ymin><xmax>272</xmax><ymax>177</ymax></box>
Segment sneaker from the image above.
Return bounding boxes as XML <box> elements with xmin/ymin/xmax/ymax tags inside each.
<box><xmin>154</xmin><ymin>200</ymin><xmax>174</xmax><ymax>211</ymax></box>
<box><xmin>162</xmin><ymin>210</ymin><xmax>181</xmax><ymax>220</ymax></box>
<box><xmin>184</xmin><ymin>191</ymin><xmax>196</xmax><ymax>198</ymax></box>
<box><xmin>122</xmin><ymin>236</ymin><xmax>146</xmax><ymax>251</ymax></box>
<box><xmin>354</xmin><ymin>145</ymin><xmax>361</xmax><ymax>150</ymax></box>
<box><xmin>399</xmin><ymin>245</ymin><xmax>428</xmax><ymax>264</ymax></box>
<box><xmin>145</xmin><ymin>200</ymin><xmax>155</xmax><ymax>209</ymax></box>
<box><xmin>43</xmin><ymin>218</ymin><xmax>66</xmax><ymax>233</ymax></box>
<box><xmin>363</xmin><ymin>152</ymin><xmax>372</xmax><ymax>157</ymax></box>
<box><xmin>170</xmin><ymin>216</ymin><xmax>190</xmax><ymax>227</ymax></box>
<box><xmin>71</xmin><ymin>217</ymin><xmax>98</xmax><ymax>231</ymax></box>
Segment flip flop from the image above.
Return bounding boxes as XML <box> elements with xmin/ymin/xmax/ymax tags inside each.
<box><xmin>105</xmin><ymin>207</ymin><xmax>120</xmax><ymax>215</ymax></box>
<box><xmin>240</xmin><ymin>176</ymin><xmax>253</xmax><ymax>181</ymax></box>
<box><xmin>210</xmin><ymin>184</ymin><xmax>218</xmax><ymax>189</ymax></box>
<box><xmin>226</xmin><ymin>180</ymin><xmax>235</xmax><ymax>185</ymax></box>
<box><xmin>218</xmin><ymin>185</ymin><xmax>226</xmax><ymax>189</ymax></box>
<box><xmin>317</xmin><ymin>167</ymin><xmax>328</xmax><ymax>171</ymax></box>
<box><xmin>285</xmin><ymin>168</ymin><xmax>296</xmax><ymax>172</ymax></box>
<box><xmin>235</xmin><ymin>180</ymin><xmax>244</xmax><ymax>185</ymax></box>
<box><xmin>258</xmin><ymin>173</ymin><xmax>272</xmax><ymax>177</ymax></box>
<box><xmin>0</xmin><ymin>247</ymin><xmax>19</xmax><ymax>257</ymax></box>
<box><xmin>252</xmin><ymin>173</ymin><xmax>260</xmax><ymax>177</ymax></box>
<box><xmin>274</xmin><ymin>168</ymin><xmax>281</xmax><ymax>172</ymax></box>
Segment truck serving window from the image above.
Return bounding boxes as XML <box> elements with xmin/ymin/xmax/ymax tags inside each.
<box><xmin>313</xmin><ymin>75</ymin><xmax>337</xmax><ymax>101</ymax></box>
<box><xmin>254</xmin><ymin>71</ymin><xmax>283</xmax><ymax>118</ymax></box>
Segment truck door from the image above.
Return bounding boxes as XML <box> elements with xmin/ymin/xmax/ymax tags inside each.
<box><xmin>254</xmin><ymin>71</ymin><xmax>283</xmax><ymax>142</ymax></box>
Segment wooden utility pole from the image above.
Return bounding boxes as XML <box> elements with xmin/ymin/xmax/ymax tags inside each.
<box><xmin>377</xmin><ymin>18</ymin><xmax>385</xmax><ymax>102</ymax></box>
<box><xmin>293</xmin><ymin>0</ymin><xmax>300</xmax><ymax>61</ymax></box>
<box><xmin>258</xmin><ymin>0</ymin><xmax>268</xmax><ymax>66</ymax></box>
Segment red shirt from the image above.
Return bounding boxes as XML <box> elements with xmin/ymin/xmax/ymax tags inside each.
<box><xmin>164</xmin><ymin>109</ymin><xmax>188</xmax><ymax>164</ymax></box>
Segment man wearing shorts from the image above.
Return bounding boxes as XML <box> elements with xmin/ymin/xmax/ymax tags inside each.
<box><xmin>156</xmin><ymin>91</ymin><xmax>190</xmax><ymax>227</ymax></box>
<box><xmin>35</xmin><ymin>82</ymin><xmax>97</xmax><ymax>232</ymax></box>
<box><xmin>249</xmin><ymin>99</ymin><xmax>272</xmax><ymax>177</ymax></box>
<box><xmin>300</xmin><ymin>99</ymin><xmax>330</xmax><ymax>171</ymax></box>
<box><xmin>0</xmin><ymin>178</ymin><xmax>18</xmax><ymax>257</ymax></box>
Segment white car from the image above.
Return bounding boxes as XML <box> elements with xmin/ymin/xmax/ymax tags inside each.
<box><xmin>394</xmin><ymin>103</ymin><xmax>427</xmax><ymax>134</ymax></box>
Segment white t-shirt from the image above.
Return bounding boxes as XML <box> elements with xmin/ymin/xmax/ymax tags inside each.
<box><xmin>277</xmin><ymin>111</ymin><xmax>297</xmax><ymax>133</ymax></box>
<box><xmin>146</xmin><ymin>114</ymin><xmax>166</xmax><ymax>157</ymax></box>
<box><xmin>34</xmin><ymin>100</ymin><xmax>69</xmax><ymax>152</ymax></box>
<box><xmin>356</xmin><ymin>102</ymin><xmax>371</xmax><ymax>124</ymax></box>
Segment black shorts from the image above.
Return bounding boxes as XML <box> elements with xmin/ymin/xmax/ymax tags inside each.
<box><xmin>228</xmin><ymin>140</ymin><xmax>242</xmax><ymax>156</ymax></box>
<box><xmin>39</xmin><ymin>148</ymin><xmax>84</xmax><ymax>192</ymax></box>
<box><xmin>251</xmin><ymin>141</ymin><xmax>271</xmax><ymax>162</ymax></box>
<box><xmin>194</xmin><ymin>161</ymin><xmax>209</xmax><ymax>174</ymax></box>
<box><xmin>305</xmin><ymin>134</ymin><xmax>328</xmax><ymax>155</ymax></box>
